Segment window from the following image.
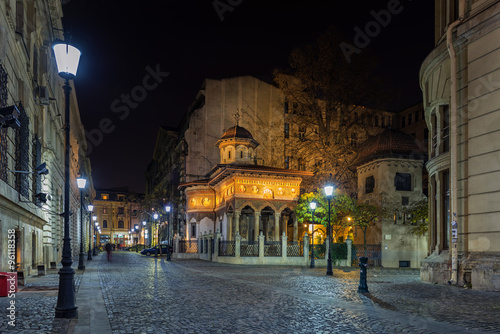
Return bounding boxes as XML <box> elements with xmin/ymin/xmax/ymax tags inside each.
<box><xmin>431</xmin><ymin>113</ymin><xmax>437</xmax><ymax>157</ymax></box>
<box><xmin>228</xmin><ymin>150</ymin><xmax>231</xmax><ymax>159</ymax></box>
<box><xmin>103</xmin><ymin>220</ymin><xmax>108</xmax><ymax>228</ymax></box>
<box><xmin>424</xmin><ymin>128</ymin><xmax>429</xmax><ymax>145</ymax></box>
<box><xmin>365</xmin><ymin>176</ymin><xmax>375</xmax><ymax>194</ymax></box>
<box><xmin>15</xmin><ymin>103</ymin><xmax>29</xmax><ymax>198</ymax></box>
<box><xmin>240</xmin><ymin>150</ymin><xmax>243</xmax><ymax>159</ymax></box>
<box><xmin>118</xmin><ymin>220</ymin><xmax>124</xmax><ymax>228</ymax></box>
<box><xmin>285</xmin><ymin>156</ymin><xmax>290</xmax><ymax>169</ymax></box>
<box><xmin>408</xmin><ymin>113</ymin><xmax>412</xmax><ymax>125</ymax></box>
<box><xmin>102</xmin><ymin>194</ymin><xmax>109</xmax><ymax>200</ymax></box>
<box><xmin>350</xmin><ymin>133</ymin><xmax>358</xmax><ymax>147</ymax></box>
<box><xmin>118</xmin><ymin>207</ymin><xmax>125</xmax><ymax>215</ymax></box>
<box><xmin>394</xmin><ymin>173</ymin><xmax>411</xmax><ymax>191</ymax></box>
<box><xmin>298</xmin><ymin>126</ymin><xmax>306</xmax><ymax>141</ymax></box>
<box><xmin>292</xmin><ymin>102</ymin><xmax>298</xmax><ymax>114</ymax></box>
<box><xmin>415</xmin><ymin>111</ymin><xmax>419</xmax><ymax>122</ymax></box>
<box><xmin>284</xmin><ymin>123</ymin><xmax>289</xmax><ymax>139</ymax></box>
<box><xmin>284</xmin><ymin>102</ymin><xmax>289</xmax><ymax>114</ymax></box>
<box><xmin>374</xmin><ymin>116</ymin><xmax>379</xmax><ymax>127</ymax></box>
<box><xmin>191</xmin><ymin>224</ymin><xmax>196</xmax><ymax>238</ymax></box>
<box><xmin>132</xmin><ymin>210</ymin><xmax>138</xmax><ymax>217</ymax></box>
<box><xmin>402</xmin><ymin>196</ymin><xmax>409</xmax><ymax>206</ymax></box>
<box><xmin>103</xmin><ymin>207</ymin><xmax>108</xmax><ymax>214</ymax></box>
<box><xmin>298</xmin><ymin>158</ymin><xmax>305</xmax><ymax>171</ymax></box>
<box><xmin>118</xmin><ymin>195</ymin><xmax>124</xmax><ymax>201</ymax></box>
<box><xmin>442</xmin><ymin>105</ymin><xmax>450</xmax><ymax>153</ymax></box>
<box><xmin>401</xmin><ymin>116</ymin><xmax>406</xmax><ymax>128</ymax></box>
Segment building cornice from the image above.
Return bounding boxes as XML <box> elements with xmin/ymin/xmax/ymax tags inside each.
<box><xmin>425</xmin><ymin>152</ymin><xmax>451</xmax><ymax>176</ymax></box>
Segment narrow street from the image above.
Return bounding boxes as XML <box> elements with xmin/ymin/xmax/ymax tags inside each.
<box><xmin>2</xmin><ymin>251</ymin><xmax>499</xmax><ymax>333</ymax></box>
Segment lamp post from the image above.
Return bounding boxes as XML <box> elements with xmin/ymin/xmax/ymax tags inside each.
<box><xmin>309</xmin><ymin>202</ymin><xmax>316</xmax><ymax>268</ymax></box>
<box><xmin>77</xmin><ymin>177</ymin><xmax>86</xmax><ymax>271</ymax></box>
<box><xmin>324</xmin><ymin>183</ymin><xmax>335</xmax><ymax>276</ymax></box>
<box><xmin>87</xmin><ymin>204</ymin><xmax>93</xmax><ymax>260</ymax></box>
<box><xmin>142</xmin><ymin>221</ymin><xmax>147</xmax><ymax>250</ymax></box>
<box><xmin>92</xmin><ymin>216</ymin><xmax>98</xmax><ymax>255</ymax></box>
<box><xmin>94</xmin><ymin>220</ymin><xmax>99</xmax><ymax>254</ymax></box>
<box><xmin>153</xmin><ymin>213</ymin><xmax>159</xmax><ymax>257</ymax></box>
<box><xmin>54</xmin><ymin>40</ymin><xmax>81</xmax><ymax>319</ymax></box>
<box><xmin>135</xmin><ymin>226</ymin><xmax>139</xmax><ymax>252</ymax></box>
<box><xmin>165</xmin><ymin>205</ymin><xmax>171</xmax><ymax>261</ymax></box>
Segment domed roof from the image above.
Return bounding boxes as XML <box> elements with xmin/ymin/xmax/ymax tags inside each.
<box><xmin>220</xmin><ymin>125</ymin><xmax>255</xmax><ymax>141</ymax></box>
<box><xmin>353</xmin><ymin>129</ymin><xmax>426</xmax><ymax>166</ymax></box>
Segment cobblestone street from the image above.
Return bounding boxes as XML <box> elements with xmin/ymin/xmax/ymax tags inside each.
<box><xmin>1</xmin><ymin>251</ymin><xmax>499</xmax><ymax>333</ymax></box>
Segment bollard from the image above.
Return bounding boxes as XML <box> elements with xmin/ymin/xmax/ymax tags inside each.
<box><xmin>357</xmin><ymin>257</ymin><xmax>369</xmax><ymax>293</ymax></box>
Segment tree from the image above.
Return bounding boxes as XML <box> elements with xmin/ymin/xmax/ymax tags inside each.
<box><xmin>274</xmin><ymin>28</ymin><xmax>386</xmax><ymax>192</ymax></box>
<box><xmin>295</xmin><ymin>189</ymin><xmax>355</xmax><ymax>241</ymax></box>
<box><xmin>350</xmin><ymin>201</ymin><xmax>384</xmax><ymax>257</ymax></box>
<box><xmin>407</xmin><ymin>200</ymin><xmax>429</xmax><ymax>236</ymax></box>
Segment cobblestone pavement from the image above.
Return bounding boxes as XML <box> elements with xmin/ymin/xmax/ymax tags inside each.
<box><xmin>0</xmin><ymin>262</ymin><xmax>84</xmax><ymax>334</ymax></box>
<box><xmin>1</xmin><ymin>251</ymin><xmax>499</xmax><ymax>333</ymax></box>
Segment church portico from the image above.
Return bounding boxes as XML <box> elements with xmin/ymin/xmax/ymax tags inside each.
<box><xmin>180</xmin><ymin>123</ymin><xmax>312</xmax><ymax>247</ymax></box>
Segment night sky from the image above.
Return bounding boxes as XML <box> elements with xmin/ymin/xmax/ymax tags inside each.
<box><xmin>63</xmin><ymin>0</ymin><xmax>434</xmax><ymax>193</ymax></box>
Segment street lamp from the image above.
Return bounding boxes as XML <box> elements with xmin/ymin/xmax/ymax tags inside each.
<box><xmin>76</xmin><ymin>177</ymin><xmax>86</xmax><ymax>271</ymax></box>
<box><xmin>165</xmin><ymin>205</ymin><xmax>171</xmax><ymax>261</ymax></box>
<box><xmin>309</xmin><ymin>202</ymin><xmax>316</xmax><ymax>268</ymax></box>
<box><xmin>54</xmin><ymin>39</ymin><xmax>81</xmax><ymax>319</ymax></box>
<box><xmin>324</xmin><ymin>183</ymin><xmax>335</xmax><ymax>276</ymax></box>
<box><xmin>87</xmin><ymin>204</ymin><xmax>94</xmax><ymax>260</ymax></box>
<box><xmin>92</xmin><ymin>216</ymin><xmax>98</xmax><ymax>255</ymax></box>
<box><xmin>142</xmin><ymin>221</ymin><xmax>147</xmax><ymax>250</ymax></box>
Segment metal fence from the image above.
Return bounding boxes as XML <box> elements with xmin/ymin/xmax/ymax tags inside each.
<box><xmin>204</xmin><ymin>239</ymin><xmax>208</xmax><ymax>253</ymax></box>
<box><xmin>178</xmin><ymin>240</ymin><xmax>198</xmax><ymax>253</ymax></box>
<box><xmin>352</xmin><ymin>244</ymin><xmax>382</xmax><ymax>267</ymax></box>
<box><xmin>219</xmin><ymin>240</ymin><xmax>235</xmax><ymax>256</ymax></box>
<box><xmin>211</xmin><ymin>238</ymin><xmax>215</xmax><ymax>254</ymax></box>
<box><xmin>287</xmin><ymin>241</ymin><xmax>303</xmax><ymax>257</ymax></box>
<box><xmin>264</xmin><ymin>241</ymin><xmax>281</xmax><ymax>257</ymax></box>
<box><xmin>240</xmin><ymin>240</ymin><xmax>259</xmax><ymax>257</ymax></box>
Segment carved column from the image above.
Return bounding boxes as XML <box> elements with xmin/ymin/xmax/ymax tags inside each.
<box><xmin>274</xmin><ymin>213</ymin><xmax>281</xmax><ymax>241</ymax></box>
<box><xmin>228</xmin><ymin>213</ymin><xmax>233</xmax><ymax>240</ymax></box>
<box><xmin>254</xmin><ymin>212</ymin><xmax>260</xmax><ymax>242</ymax></box>
<box><xmin>235</xmin><ymin>210</ymin><xmax>241</xmax><ymax>236</ymax></box>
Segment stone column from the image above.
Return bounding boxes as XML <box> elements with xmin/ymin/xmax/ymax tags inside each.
<box><xmin>282</xmin><ymin>215</ymin><xmax>288</xmax><ymax>238</ymax></box>
<box><xmin>254</xmin><ymin>212</ymin><xmax>260</xmax><ymax>242</ymax></box>
<box><xmin>281</xmin><ymin>231</ymin><xmax>287</xmax><ymax>259</ymax></box>
<box><xmin>274</xmin><ymin>213</ymin><xmax>281</xmax><ymax>241</ymax></box>
<box><xmin>346</xmin><ymin>236</ymin><xmax>352</xmax><ymax>267</ymax></box>
<box><xmin>235</xmin><ymin>210</ymin><xmax>241</xmax><ymax>236</ymax></box>
<box><xmin>214</xmin><ymin>232</ymin><xmax>221</xmax><ymax>259</ymax></box>
<box><xmin>258</xmin><ymin>231</ymin><xmax>265</xmax><ymax>259</ymax></box>
<box><xmin>235</xmin><ymin>232</ymin><xmax>241</xmax><ymax>258</ymax></box>
<box><xmin>293</xmin><ymin>216</ymin><xmax>298</xmax><ymax>242</ymax></box>
<box><xmin>228</xmin><ymin>213</ymin><xmax>233</xmax><ymax>240</ymax></box>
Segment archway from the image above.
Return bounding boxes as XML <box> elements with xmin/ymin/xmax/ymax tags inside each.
<box><xmin>260</xmin><ymin>206</ymin><xmax>275</xmax><ymax>241</ymax></box>
<box><xmin>240</xmin><ymin>205</ymin><xmax>255</xmax><ymax>241</ymax></box>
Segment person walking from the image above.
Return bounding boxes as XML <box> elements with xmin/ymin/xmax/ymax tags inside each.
<box><xmin>105</xmin><ymin>243</ymin><xmax>112</xmax><ymax>262</ymax></box>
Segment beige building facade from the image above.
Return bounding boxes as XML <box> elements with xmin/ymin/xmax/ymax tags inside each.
<box><xmin>0</xmin><ymin>0</ymin><xmax>93</xmax><ymax>274</ymax></box>
<box><xmin>420</xmin><ymin>0</ymin><xmax>500</xmax><ymax>289</ymax></box>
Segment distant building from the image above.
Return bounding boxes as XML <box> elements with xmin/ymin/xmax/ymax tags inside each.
<box><xmin>0</xmin><ymin>1</ymin><xmax>93</xmax><ymax>274</ymax></box>
<box><xmin>419</xmin><ymin>0</ymin><xmax>500</xmax><ymax>290</ymax></box>
<box><xmin>93</xmin><ymin>188</ymin><xmax>141</xmax><ymax>248</ymax></box>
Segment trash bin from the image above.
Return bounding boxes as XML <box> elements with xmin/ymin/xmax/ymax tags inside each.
<box><xmin>0</xmin><ymin>272</ymin><xmax>18</xmax><ymax>297</ymax></box>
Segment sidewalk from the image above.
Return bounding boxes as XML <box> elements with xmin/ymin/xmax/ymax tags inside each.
<box><xmin>69</xmin><ymin>254</ymin><xmax>112</xmax><ymax>334</ymax></box>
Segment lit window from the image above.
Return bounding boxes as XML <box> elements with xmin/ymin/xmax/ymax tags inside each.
<box><xmin>118</xmin><ymin>220</ymin><xmax>124</xmax><ymax>228</ymax></box>
<box><xmin>284</xmin><ymin>123</ymin><xmax>289</xmax><ymax>139</ymax></box>
<box><xmin>103</xmin><ymin>220</ymin><xmax>108</xmax><ymax>228</ymax></box>
<box><xmin>102</xmin><ymin>194</ymin><xmax>108</xmax><ymax>200</ymax></box>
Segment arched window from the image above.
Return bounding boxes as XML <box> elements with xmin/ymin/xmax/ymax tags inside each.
<box><xmin>240</xmin><ymin>150</ymin><xmax>243</xmax><ymax>158</ymax></box>
<box><xmin>118</xmin><ymin>220</ymin><xmax>124</xmax><ymax>228</ymax></box>
<box><xmin>228</xmin><ymin>150</ymin><xmax>231</xmax><ymax>159</ymax></box>
<box><xmin>103</xmin><ymin>220</ymin><xmax>108</xmax><ymax>228</ymax></box>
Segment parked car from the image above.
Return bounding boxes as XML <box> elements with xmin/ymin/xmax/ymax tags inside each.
<box><xmin>128</xmin><ymin>244</ymin><xmax>145</xmax><ymax>252</ymax></box>
<box><xmin>140</xmin><ymin>245</ymin><xmax>169</xmax><ymax>256</ymax></box>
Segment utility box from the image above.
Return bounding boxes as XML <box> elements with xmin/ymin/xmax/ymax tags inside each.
<box><xmin>0</xmin><ymin>272</ymin><xmax>18</xmax><ymax>297</ymax></box>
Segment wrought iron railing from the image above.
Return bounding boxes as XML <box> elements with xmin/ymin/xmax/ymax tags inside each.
<box><xmin>0</xmin><ymin>63</ymin><xmax>8</xmax><ymax>183</ymax></box>
<box><xmin>211</xmin><ymin>238</ymin><xmax>214</xmax><ymax>254</ymax></box>
<box><xmin>199</xmin><ymin>239</ymin><xmax>203</xmax><ymax>253</ymax></box>
<box><xmin>287</xmin><ymin>241</ymin><xmax>303</xmax><ymax>257</ymax></box>
<box><xmin>178</xmin><ymin>240</ymin><xmax>198</xmax><ymax>253</ymax></box>
<box><xmin>219</xmin><ymin>240</ymin><xmax>235</xmax><ymax>257</ymax></box>
<box><xmin>240</xmin><ymin>240</ymin><xmax>258</xmax><ymax>257</ymax></box>
<box><xmin>204</xmin><ymin>239</ymin><xmax>208</xmax><ymax>253</ymax></box>
<box><xmin>264</xmin><ymin>241</ymin><xmax>281</xmax><ymax>256</ymax></box>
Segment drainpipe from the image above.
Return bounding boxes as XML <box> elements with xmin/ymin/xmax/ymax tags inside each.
<box><xmin>446</xmin><ymin>9</ymin><xmax>463</xmax><ymax>285</ymax></box>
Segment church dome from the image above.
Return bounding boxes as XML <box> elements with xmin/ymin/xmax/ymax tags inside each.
<box><xmin>353</xmin><ymin>129</ymin><xmax>426</xmax><ymax>166</ymax></box>
<box><xmin>220</xmin><ymin>125</ymin><xmax>255</xmax><ymax>141</ymax></box>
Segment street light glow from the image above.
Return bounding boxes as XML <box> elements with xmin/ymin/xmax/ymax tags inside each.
<box><xmin>324</xmin><ymin>185</ymin><xmax>334</xmax><ymax>197</ymax></box>
<box><xmin>87</xmin><ymin>204</ymin><xmax>94</xmax><ymax>211</ymax></box>
<box><xmin>309</xmin><ymin>202</ymin><xmax>317</xmax><ymax>210</ymax></box>
<box><xmin>53</xmin><ymin>42</ymin><xmax>81</xmax><ymax>78</ymax></box>
<box><xmin>76</xmin><ymin>177</ymin><xmax>86</xmax><ymax>189</ymax></box>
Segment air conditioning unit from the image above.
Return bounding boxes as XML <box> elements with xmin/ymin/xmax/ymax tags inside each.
<box><xmin>38</xmin><ymin>86</ymin><xmax>49</xmax><ymax>105</ymax></box>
